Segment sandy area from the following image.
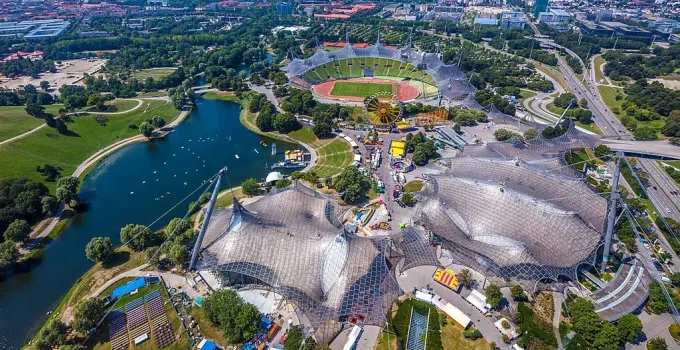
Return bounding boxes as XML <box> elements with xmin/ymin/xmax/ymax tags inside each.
<box><xmin>0</xmin><ymin>58</ymin><xmax>106</xmax><ymax>91</ymax></box>
<box><xmin>651</xmin><ymin>77</ymin><xmax>680</xmax><ymax>90</ymax></box>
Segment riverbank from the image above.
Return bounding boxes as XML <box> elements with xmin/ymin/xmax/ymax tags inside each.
<box><xmin>203</xmin><ymin>90</ymin><xmax>353</xmax><ymax>177</ymax></box>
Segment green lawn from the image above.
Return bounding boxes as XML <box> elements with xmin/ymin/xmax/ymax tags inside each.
<box><xmin>215</xmin><ymin>187</ymin><xmax>244</xmax><ymax>209</ymax></box>
<box><xmin>330</xmin><ymin>81</ymin><xmax>393</xmax><ymax>98</ymax></box>
<box><xmin>518</xmin><ymin>90</ymin><xmax>536</xmax><ymax>105</ymax></box>
<box><xmin>404</xmin><ymin>180</ymin><xmax>424</xmax><ymax>192</ymax></box>
<box><xmin>594</xmin><ymin>56</ymin><xmax>606</xmax><ymax>83</ymax></box>
<box><xmin>441</xmin><ymin>320</ymin><xmax>488</xmax><ymax>350</ymax></box>
<box><xmin>0</xmin><ymin>104</ymin><xmax>63</xmax><ymax>141</ymax></box>
<box><xmin>131</xmin><ymin>67</ymin><xmax>177</xmax><ymax>81</ymax></box>
<box><xmin>665</xmin><ymin>160</ymin><xmax>680</xmax><ymax>169</ymax></box>
<box><xmin>535</xmin><ymin>64</ymin><xmax>570</xmax><ymax>93</ymax></box>
<box><xmin>310</xmin><ymin>139</ymin><xmax>353</xmax><ymax>177</ymax></box>
<box><xmin>598</xmin><ymin>86</ymin><xmax>666</xmax><ymax>138</ymax></box>
<box><xmin>0</xmin><ymin>100</ymin><xmax>179</xmax><ymax>192</ymax></box>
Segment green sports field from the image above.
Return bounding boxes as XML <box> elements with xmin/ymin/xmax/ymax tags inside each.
<box><xmin>330</xmin><ymin>82</ymin><xmax>392</xmax><ymax>97</ymax></box>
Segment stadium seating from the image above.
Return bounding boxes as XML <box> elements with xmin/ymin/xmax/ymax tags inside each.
<box><xmin>126</xmin><ymin>305</ymin><xmax>148</xmax><ymax>330</ymax></box>
<box><xmin>153</xmin><ymin>323</ymin><xmax>174</xmax><ymax>348</ymax></box>
<box><xmin>305</xmin><ymin>57</ymin><xmax>437</xmax><ymax>87</ymax></box>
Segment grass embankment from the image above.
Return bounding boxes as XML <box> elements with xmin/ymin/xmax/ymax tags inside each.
<box><xmin>131</xmin><ymin>67</ymin><xmax>177</xmax><ymax>80</ymax></box>
<box><xmin>0</xmin><ymin>104</ymin><xmax>63</xmax><ymax>141</ymax></box>
<box><xmin>535</xmin><ymin>64</ymin><xmax>570</xmax><ymax>93</ymax></box>
<box><xmin>598</xmin><ymin>86</ymin><xmax>665</xmax><ymax>138</ymax></box>
<box><xmin>214</xmin><ymin>187</ymin><xmax>244</xmax><ymax>209</ymax></box>
<box><xmin>0</xmin><ymin>100</ymin><xmax>179</xmax><ymax>192</ymax></box>
<box><xmin>210</xmin><ymin>90</ymin><xmax>354</xmax><ymax>177</ymax></box>
<box><xmin>518</xmin><ymin>90</ymin><xmax>536</xmax><ymax>106</ymax></box>
<box><xmin>440</xmin><ymin>319</ymin><xmax>488</xmax><ymax>350</ymax></box>
<box><xmin>330</xmin><ymin>81</ymin><xmax>393</xmax><ymax>97</ymax></box>
<box><xmin>594</xmin><ymin>56</ymin><xmax>606</xmax><ymax>84</ymax></box>
<box><xmin>545</xmin><ymin>102</ymin><xmax>602</xmax><ymax>134</ymax></box>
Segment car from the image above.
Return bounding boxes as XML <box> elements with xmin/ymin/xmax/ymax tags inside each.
<box><xmin>671</xmin><ymin>191</ymin><xmax>676</xmax><ymax>195</ymax></box>
<box><xmin>666</xmin><ymin>208</ymin><xmax>671</xmax><ymax>213</ymax></box>
<box><xmin>653</xmin><ymin>186</ymin><xmax>658</xmax><ymax>190</ymax></box>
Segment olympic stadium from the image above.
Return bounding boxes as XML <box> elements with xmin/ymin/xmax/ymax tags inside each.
<box><xmin>284</xmin><ymin>32</ymin><xmax>480</xmax><ymax>106</ymax></box>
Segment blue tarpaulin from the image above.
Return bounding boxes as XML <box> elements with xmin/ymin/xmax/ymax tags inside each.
<box><xmin>200</xmin><ymin>340</ymin><xmax>217</xmax><ymax>350</ymax></box>
<box><xmin>195</xmin><ymin>296</ymin><xmax>204</xmax><ymax>308</ymax></box>
<box><xmin>260</xmin><ymin>317</ymin><xmax>273</xmax><ymax>330</ymax></box>
<box><xmin>242</xmin><ymin>343</ymin><xmax>256</xmax><ymax>350</ymax></box>
<box><xmin>112</xmin><ymin>277</ymin><xmax>146</xmax><ymax>299</ymax></box>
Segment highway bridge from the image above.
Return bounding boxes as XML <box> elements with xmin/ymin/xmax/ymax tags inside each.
<box><xmin>600</xmin><ymin>139</ymin><xmax>680</xmax><ymax>160</ymax></box>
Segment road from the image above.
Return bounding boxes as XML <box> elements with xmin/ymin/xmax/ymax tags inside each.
<box><xmin>639</xmin><ymin>159</ymin><xmax>680</xmax><ymax>220</ymax></box>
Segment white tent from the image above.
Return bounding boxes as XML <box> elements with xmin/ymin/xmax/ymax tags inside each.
<box><xmin>466</xmin><ymin>290</ymin><xmax>491</xmax><ymax>313</ymax></box>
<box><xmin>265</xmin><ymin>171</ymin><xmax>284</xmax><ymax>184</ymax></box>
<box><xmin>442</xmin><ymin>303</ymin><xmax>471</xmax><ymax>329</ymax></box>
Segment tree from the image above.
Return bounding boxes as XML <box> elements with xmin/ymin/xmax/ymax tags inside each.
<box><xmin>464</xmin><ymin>328</ymin><xmax>483</xmax><ymax>340</ymax></box>
<box><xmin>120</xmin><ymin>223</ymin><xmax>154</xmax><ymax>251</ymax></box>
<box><xmin>579</xmin><ymin>98</ymin><xmax>588</xmax><ymax>108</ymax></box>
<box><xmin>485</xmin><ymin>284</ymin><xmax>503</xmax><ymax>309</ymax></box>
<box><xmin>617</xmin><ymin>314</ymin><xmax>642</xmax><ymax>343</ymax></box>
<box><xmin>139</xmin><ymin>121</ymin><xmax>154</xmax><ymax>137</ymax></box>
<box><xmin>38</xmin><ymin>319</ymin><xmax>67</xmax><ymax>348</ymax></box>
<box><xmin>592</xmin><ymin>322</ymin><xmax>620</xmax><ymax>350</ymax></box>
<box><xmin>72</xmin><ymin>297</ymin><xmax>106</xmax><ymax>333</ymax></box>
<box><xmin>57</xmin><ymin>176</ymin><xmax>79</xmax><ymax>193</ymax></box>
<box><xmin>670</xmin><ymin>272</ymin><xmax>680</xmax><ymax>287</ymax></box>
<box><xmin>4</xmin><ymin>219</ymin><xmax>31</xmax><ymax>243</ymax></box>
<box><xmin>167</xmin><ymin>241</ymin><xmax>188</xmax><ymax>266</ymax></box>
<box><xmin>524</xmin><ymin>128</ymin><xmax>538</xmax><ymax>140</ymax></box>
<box><xmin>55</xmin><ymin>186</ymin><xmax>74</xmax><ymax>203</ymax></box>
<box><xmin>85</xmin><ymin>237</ymin><xmax>114</xmax><ymax>263</ymax></box>
<box><xmin>647</xmin><ymin>337</ymin><xmax>668</xmax><ymax>350</ymax></box>
<box><xmin>25</xmin><ymin>103</ymin><xmax>46</xmax><ymax>118</ymax></box>
<box><xmin>166</xmin><ymin>218</ymin><xmax>191</xmax><ymax>238</ymax></box>
<box><xmin>334</xmin><ymin>167</ymin><xmax>371</xmax><ymax>204</ymax></box>
<box><xmin>86</xmin><ymin>93</ymin><xmax>106</xmax><ymax>110</ymax></box>
<box><xmin>204</xmin><ymin>289</ymin><xmax>260</xmax><ymax>343</ymax></box>
<box><xmin>275</xmin><ymin>178</ymin><xmax>292</xmax><ymax>189</ymax></box>
<box><xmin>510</xmin><ymin>285</ymin><xmax>526</xmax><ymax>301</ymax></box>
<box><xmin>458</xmin><ymin>269</ymin><xmax>473</xmax><ymax>288</ymax></box>
<box><xmin>594</xmin><ymin>145</ymin><xmax>612</xmax><ymax>158</ymax></box>
<box><xmin>255</xmin><ymin>111</ymin><xmax>274</xmax><ymax>132</ymax></box>
<box><xmin>241</xmin><ymin>178</ymin><xmax>261</xmax><ymax>196</ymax></box>
<box><xmin>273</xmin><ymin>113</ymin><xmax>299</xmax><ymax>133</ymax></box>
<box><xmin>41</xmin><ymin>196</ymin><xmax>58</xmax><ymax>216</ymax></box>
<box><xmin>411</xmin><ymin>149</ymin><xmax>426</xmax><ymax>166</ymax></box>
<box><xmin>0</xmin><ymin>241</ymin><xmax>19</xmax><ymax>266</ymax></box>
<box><xmin>489</xmin><ymin>341</ymin><xmax>498</xmax><ymax>350</ymax></box>
<box><xmin>40</xmin><ymin>80</ymin><xmax>50</xmax><ymax>91</ymax></box>
<box><xmin>150</xmin><ymin>115</ymin><xmax>166</xmax><ymax>128</ymax></box>
<box><xmin>494</xmin><ymin>129</ymin><xmax>522</xmax><ymax>141</ymax></box>
<box><xmin>401</xmin><ymin>192</ymin><xmax>416</xmax><ymax>206</ymax></box>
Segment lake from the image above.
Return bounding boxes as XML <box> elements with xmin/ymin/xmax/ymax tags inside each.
<box><xmin>0</xmin><ymin>98</ymin><xmax>297</xmax><ymax>349</ymax></box>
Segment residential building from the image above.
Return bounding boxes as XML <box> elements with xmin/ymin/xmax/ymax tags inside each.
<box><xmin>276</xmin><ymin>2</ymin><xmax>294</xmax><ymax>15</ymax></box>
<box><xmin>595</xmin><ymin>9</ymin><xmax>613</xmax><ymax>22</ymax></box>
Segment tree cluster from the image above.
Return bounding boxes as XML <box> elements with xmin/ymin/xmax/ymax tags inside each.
<box><xmin>475</xmin><ymin>90</ymin><xmax>516</xmax><ymax>116</ymax></box>
<box><xmin>494</xmin><ymin>129</ymin><xmax>523</xmax><ymax>142</ymax></box>
<box><xmin>567</xmin><ymin>298</ymin><xmax>642</xmax><ymax>349</ymax></box>
<box><xmin>333</xmin><ymin>167</ymin><xmax>371</xmax><ymax>204</ymax></box>
<box><xmin>603</xmin><ymin>45</ymin><xmax>680</xmax><ymax>81</ymax></box>
<box><xmin>405</xmin><ymin>132</ymin><xmax>437</xmax><ymax>166</ymax></box>
<box><xmin>203</xmin><ymin>289</ymin><xmax>261</xmax><ymax>343</ymax></box>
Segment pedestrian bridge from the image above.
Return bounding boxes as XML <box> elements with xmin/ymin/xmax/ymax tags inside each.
<box><xmin>600</xmin><ymin>139</ymin><xmax>680</xmax><ymax>160</ymax></box>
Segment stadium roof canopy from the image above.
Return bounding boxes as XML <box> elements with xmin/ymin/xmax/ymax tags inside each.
<box><xmin>415</xmin><ymin>156</ymin><xmax>608</xmax><ymax>287</ymax></box>
<box><xmin>197</xmin><ymin>184</ymin><xmax>400</xmax><ymax>330</ymax></box>
<box><xmin>284</xmin><ymin>31</ymin><xmax>476</xmax><ymax>101</ymax></box>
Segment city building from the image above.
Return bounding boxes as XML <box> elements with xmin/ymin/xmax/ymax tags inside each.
<box><xmin>533</xmin><ymin>0</ymin><xmax>549</xmax><ymax>18</ymax></box>
<box><xmin>538</xmin><ymin>8</ymin><xmax>570</xmax><ymax>24</ymax></box>
<box><xmin>473</xmin><ymin>12</ymin><xmax>498</xmax><ymax>26</ymax></box>
<box><xmin>0</xmin><ymin>19</ymin><xmax>70</xmax><ymax>40</ymax></box>
<box><xmin>601</xmin><ymin>21</ymin><xmax>655</xmax><ymax>39</ymax></box>
<box><xmin>500</xmin><ymin>11</ymin><xmax>526</xmax><ymax>29</ymax></box>
<box><xmin>275</xmin><ymin>1</ymin><xmax>294</xmax><ymax>15</ymax></box>
<box><xmin>646</xmin><ymin>17</ymin><xmax>680</xmax><ymax>34</ymax></box>
<box><xmin>579</xmin><ymin>20</ymin><xmax>615</xmax><ymax>36</ymax></box>
<box><xmin>595</xmin><ymin>9</ymin><xmax>613</xmax><ymax>22</ymax></box>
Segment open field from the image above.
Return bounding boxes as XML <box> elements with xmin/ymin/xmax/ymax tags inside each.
<box><xmin>598</xmin><ymin>85</ymin><xmax>665</xmax><ymax>138</ymax></box>
<box><xmin>0</xmin><ymin>104</ymin><xmax>63</xmax><ymax>141</ymax></box>
<box><xmin>330</xmin><ymin>81</ymin><xmax>392</xmax><ymax>97</ymax></box>
<box><xmin>310</xmin><ymin>138</ymin><xmax>353</xmax><ymax>177</ymax></box>
<box><xmin>441</xmin><ymin>319</ymin><xmax>488</xmax><ymax>350</ymax></box>
<box><xmin>0</xmin><ymin>58</ymin><xmax>106</xmax><ymax>90</ymax></box>
<box><xmin>131</xmin><ymin>68</ymin><xmax>177</xmax><ymax>81</ymax></box>
<box><xmin>652</xmin><ymin>76</ymin><xmax>680</xmax><ymax>90</ymax></box>
<box><xmin>0</xmin><ymin>100</ymin><xmax>179</xmax><ymax>192</ymax></box>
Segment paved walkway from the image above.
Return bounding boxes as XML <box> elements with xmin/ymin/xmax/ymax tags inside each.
<box><xmin>552</xmin><ymin>292</ymin><xmax>564</xmax><ymax>350</ymax></box>
<box><xmin>66</xmin><ymin>99</ymin><xmax>143</xmax><ymax>116</ymax></box>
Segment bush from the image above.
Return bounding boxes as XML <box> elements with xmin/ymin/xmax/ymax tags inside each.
<box><xmin>275</xmin><ymin>178</ymin><xmax>292</xmax><ymax>189</ymax></box>
<box><xmin>241</xmin><ymin>178</ymin><xmax>261</xmax><ymax>196</ymax></box>
<box><xmin>464</xmin><ymin>328</ymin><xmax>483</xmax><ymax>340</ymax></box>
<box><xmin>402</xmin><ymin>192</ymin><xmax>416</xmax><ymax>206</ymax></box>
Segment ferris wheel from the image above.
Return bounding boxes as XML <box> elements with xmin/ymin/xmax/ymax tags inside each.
<box><xmin>364</xmin><ymin>91</ymin><xmax>402</xmax><ymax>126</ymax></box>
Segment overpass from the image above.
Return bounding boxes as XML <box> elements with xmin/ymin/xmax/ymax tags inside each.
<box><xmin>600</xmin><ymin>139</ymin><xmax>680</xmax><ymax>160</ymax></box>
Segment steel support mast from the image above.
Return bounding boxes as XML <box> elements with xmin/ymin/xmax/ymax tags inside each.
<box><xmin>189</xmin><ymin>167</ymin><xmax>226</xmax><ymax>270</ymax></box>
<box><xmin>601</xmin><ymin>153</ymin><xmax>622</xmax><ymax>272</ymax></box>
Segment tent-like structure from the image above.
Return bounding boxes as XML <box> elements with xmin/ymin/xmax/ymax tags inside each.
<box><xmin>196</xmin><ymin>183</ymin><xmax>401</xmax><ymax>340</ymax></box>
<box><xmin>414</xmin><ymin>156</ymin><xmax>608</xmax><ymax>289</ymax></box>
